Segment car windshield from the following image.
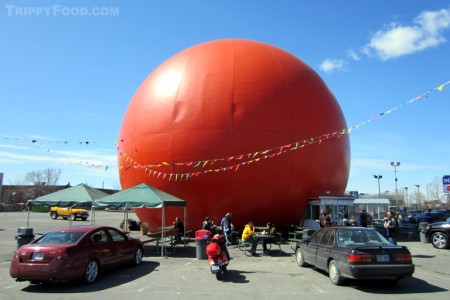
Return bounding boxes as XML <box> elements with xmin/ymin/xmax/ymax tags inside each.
<box><xmin>37</xmin><ymin>231</ymin><xmax>85</xmax><ymax>244</ymax></box>
<box><xmin>337</xmin><ymin>229</ymin><xmax>391</xmax><ymax>246</ymax></box>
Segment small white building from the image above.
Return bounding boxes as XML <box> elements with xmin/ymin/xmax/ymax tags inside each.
<box><xmin>354</xmin><ymin>198</ymin><xmax>390</xmax><ymax>221</ymax></box>
<box><xmin>303</xmin><ymin>196</ymin><xmax>356</xmax><ymax>229</ymax></box>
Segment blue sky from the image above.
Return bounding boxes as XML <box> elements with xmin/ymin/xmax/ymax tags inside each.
<box><xmin>1</xmin><ymin>1</ymin><xmax>449</xmax><ymax>200</ymax></box>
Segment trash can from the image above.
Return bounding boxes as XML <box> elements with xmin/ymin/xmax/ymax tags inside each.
<box><xmin>15</xmin><ymin>227</ymin><xmax>35</xmax><ymax>248</ymax></box>
<box><xmin>195</xmin><ymin>230</ymin><xmax>211</xmax><ymax>260</ymax></box>
<box><xmin>418</xmin><ymin>222</ymin><xmax>428</xmax><ymax>243</ymax></box>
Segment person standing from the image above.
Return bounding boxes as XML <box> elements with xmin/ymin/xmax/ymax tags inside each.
<box><xmin>173</xmin><ymin>216</ymin><xmax>185</xmax><ymax>243</ymax></box>
<box><xmin>360</xmin><ymin>210</ymin><xmax>369</xmax><ymax>227</ymax></box>
<box><xmin>319</xmin><ymin>209</ymin><xmax>329</xmax><ymax>227</ymax></box>
<box><xmin>221</xmin><ymin>212</ymin><xmax>233</xmax><ymax>245</ymax></box>
<box><xmin>384</xmin><ymin>211</ymin><xmax>398</xmax><ymax>245</ymax></box>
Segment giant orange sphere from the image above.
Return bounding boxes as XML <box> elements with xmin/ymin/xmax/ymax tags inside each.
<box><xmin>118</xmin><ymin>39</ymin><xmax>350</xmax><ymax>231</ymax></box>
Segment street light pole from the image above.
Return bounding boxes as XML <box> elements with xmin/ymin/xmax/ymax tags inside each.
<box><xmin>390</xmin><ymin>162</ymin><xmax>400</xmax><ymax>209</ymax></box>
<box><xmin>374</xmin><ymin>175</ymin><xmax>382</xmax><ymax>198</ymax></box>
<box><xmin>404</xmin><ymin>187</ymin><xmax>408</xmax><ymax>208</ymax></box>
<box><xmin>415</xmin><ymin>185</ymin><xmax>420</xmax><ymax>210</ymax></box>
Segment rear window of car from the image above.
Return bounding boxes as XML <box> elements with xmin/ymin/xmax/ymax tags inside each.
<box><xmin>337</xmin><ymin>229</ymin><xmax>390</xmax><ymax>246</ymax></box>
<box><xmin>37</xmin><ymin>232</ymin><xmax>84</xmax><ymax>244</ymax></box>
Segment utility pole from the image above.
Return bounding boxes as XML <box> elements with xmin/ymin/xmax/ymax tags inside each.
<box><xmin>391</xmin><ymin>162</ymin><xmax>400</xmax><ymax>209</ymax></box>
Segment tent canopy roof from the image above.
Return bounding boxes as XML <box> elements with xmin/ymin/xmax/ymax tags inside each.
<box><xmin>30</xmin><ymin>183</ymin><xmax>109</xmax><ymax>207</ymax></box>
<box><xmin>94</xmin><ymin>183</ymin><xmax>186</xmax><ymax>208</ymax></box>
<box><xmin>354</xmin><ymin>199</ymin><xmax>390</xmax><ymax>205</ymax></box>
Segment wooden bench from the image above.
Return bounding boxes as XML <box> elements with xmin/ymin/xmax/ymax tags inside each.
<box><xmin>265</xmin><ymin>234</ymin><xmax>283</xmax><ymax>255</ymax></box>
<box><xmin>238</xmin><ymin>239</ymin><xmax>253</xmax><ymax>254</ymax></box>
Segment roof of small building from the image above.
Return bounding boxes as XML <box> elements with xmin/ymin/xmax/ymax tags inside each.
<box><xmin>354</xmin><ymin>199</ymin><xmax>390</xmax><ymax>205</ymax></box>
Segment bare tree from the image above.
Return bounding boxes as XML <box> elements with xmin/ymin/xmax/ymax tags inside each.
<box><xmin>25</xmin><ymin>168</ymin><xmax>62</xmax><ymax>198</ymax></box>
<box><xmin>428</xmin><ymin>176</ymin><xmax>444</xmax><ymax>204</ymax></box>
<box><xmin>25</xmin><ymin>168</ymin><xmax>62</xmax><ymax>186</ymax></box>
<box><xmin>42</xmin><ymin>168</ymin><xmax>62</xmax><ymax>185</ymax></box>
<box><xmin>8</xmin><ymin>175</ymin><xmax>25</xmax><ymax>185</ymax></box>
<box><xmin>25</xmin><ymin>171</ymin><xmax>45</xmax><ymax>185</ymax></box>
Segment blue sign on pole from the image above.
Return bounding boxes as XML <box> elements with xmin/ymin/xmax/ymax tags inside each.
<box><xmin>443</xmin><ymin>175</ymin><xmax>450</xmax><ymax>193</ymax></box>
<box><xmin>443</xmin><ymin>175</ymin><xmax>450</xmax><ymax>184</ymax></box>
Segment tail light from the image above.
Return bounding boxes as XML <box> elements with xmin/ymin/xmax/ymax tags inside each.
<box><xmin>348</xmin><ymin>253</ymin><xmax>374</xmax><ymax>263</ymax></box>
<box><xmin>56</xmin><ymin>247</ymin><xmax>72</xmax><ymax>260</ymax></box>
<box><xmin>393</xmin><ymin>252</ymin><xmax>412</xmax><ymax>263</ymax></box>
<box><xmin>206</xmin><ymin>243</ymin><xmax>221</xmax><ymax>256</ymax></box>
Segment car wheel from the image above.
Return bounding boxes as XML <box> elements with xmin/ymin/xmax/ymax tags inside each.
<box><xmin>70</xmin><ymin>214</ymin><xmax>76</xmax><ymax>221</ymax></box>
<box><xmin>50</xmin><ymin>211</ymin><xmax>58</xmax><ymax>220</ymax></box>
<box><xmin>84</xmin><ymin>259</ymin><xmax>99</xmax><ymax>284</ymax></box>
<box><xmin>431</xmin><ymin>232</ymin><xmax>450</xmax><ymax>249</ymax></box>
<box><xmin>132</xmin><ymin>247</ymin><xmax>143</xmax><ymax>266</ymax></box>
<box><xmin>328</xmin><ymin>260</ymin><xmax>344</xmax><ymax>285</ymax></box>
<box><xmin>295</xmin><ymin>248</ymin><xmax>307</xmax><ymax>267</ymax></box>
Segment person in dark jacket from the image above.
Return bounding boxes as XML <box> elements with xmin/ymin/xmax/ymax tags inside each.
<box><xmin>360</xmin><ymin>210</ymin><xmax>369</xmax><ymax>227</ymax></box>
<box><xmin>202</xmin><ymin>216</ymin><xmax>217</xmax><ymax>233</ymax></box>
<box><xmin>384</xmin><ymin>211</ymin><xmax>398</xmax><ymax>245</ymax></box>
<box><xmin>173</xmin><ymin>216</ymin><xmax>184</xmax><ymax>243</ymax></box>
<box><xmin>262</xmin><ymin>222</ymin><xmax>277</xmax><ymax>254</ymax></box>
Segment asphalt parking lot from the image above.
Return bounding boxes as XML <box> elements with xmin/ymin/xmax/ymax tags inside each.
<box><xmin>1</xmin><ymin>211</ymin><xmax>449</xmax><ymax>300</ymax></box>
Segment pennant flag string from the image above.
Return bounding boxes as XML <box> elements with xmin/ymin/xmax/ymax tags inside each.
<box><xmin>1</xmin><ymin>81</ymin><xmax>448</xmax><ymax>177</ymax></box>
<box><xmin>117</xmin><ymin>81</ymin><xmax>449</xmax><ymax>179</ymax></box>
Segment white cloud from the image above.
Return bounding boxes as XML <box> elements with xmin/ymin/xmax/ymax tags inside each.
<box><xmin>0</xmin><ymin>151</ymin><xmax>50</xmax><ymax>164</ymax></box>
<box><xmin>319</xmin><ymin>58</ymin><xmax>347</xmax><ymax>74</ymax></box>
<box><xmin>347</xmin><ymin>49</ymin><xmax>361</xmax><ymax>61</ymax></box>
<box><xmin>0</xmin><ymin>148</ymin><xmax>117</xmax><ymax>167</ymax></box>
<box><xmin>365</xmin><ymin>8</ymin><xmax>450</xmax><ymax>60</ymax></box>
<box><xmin>0</xmin><ymin>144</ymin><xmax>32</xmax><ymax>150</ymax></box>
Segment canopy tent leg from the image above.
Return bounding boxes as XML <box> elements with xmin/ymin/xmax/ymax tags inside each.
<box><xmin>26</xmin><ymin>200</ymin><xmax>31</xmax><ymax>228</ymax></box>
<box><xmin>122</xmin><ymin>204</ymin><xmax>129</xmax><ymax>232</ymax></box>
<box><xmin>183</xmin><ymin>207</ymin><xmax>187</xmax><ymax>241</ymax></box>
<box><xmin>90</xmin><ymin>204</ymin><xmax>96</xmax><ymax>225</ymax></box>
<box><xmin>69</xmin><ymin>204</ymin><xmax>77</xmax><ymax>228</ymax></box>
<box><xmin>161</xmin><ymin>206</ymin><xmax>166</xmax><ymax>258</ymax></box>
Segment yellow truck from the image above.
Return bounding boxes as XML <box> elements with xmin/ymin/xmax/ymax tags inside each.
<box><xmin>49</xmin><ymin>207</ymin><xmax>89</xmax><ymax>221</ymax></box>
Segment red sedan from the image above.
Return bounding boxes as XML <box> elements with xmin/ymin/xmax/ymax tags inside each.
<box><xmin>10</xmin><ymin>225</ymin><xmax>144</xmax><ymax>284</ymax></box>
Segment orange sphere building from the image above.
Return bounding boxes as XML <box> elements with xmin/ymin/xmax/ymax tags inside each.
<box><xmin>118</xmin><ymin>39</ymin><xmax>350</xmax><ymax>231</ymax></box>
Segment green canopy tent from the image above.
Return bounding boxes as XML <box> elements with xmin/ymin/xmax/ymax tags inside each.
<box><xmin>28</xmin><ymin>183</ymin><xmax>110</xmax><ymax>227</ymax></box>
<box><xmin>94</xmin><ymin>183</ymin><xmax>187</xmax><ymax>257</ymax></box>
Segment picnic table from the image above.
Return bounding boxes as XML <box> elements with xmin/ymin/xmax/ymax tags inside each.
<box><xmin>288</xmin><ymin>225</ymin><xmax>306</xmax><ymax>250</ymax></box>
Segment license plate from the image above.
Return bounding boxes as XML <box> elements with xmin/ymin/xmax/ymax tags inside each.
<box><xmin>211</xmin><ymin>265</ymin><xmax>220</xmax><ymax>271</ymax></box>
<box><xmin>32</xmin><ymin>252</ymin><xmax>44</xmax><ymax>260</ymax></box>
<box><xmin>376</xmin><ymin>254</ymin><xmax>389</xmax><ymax>262</ymax></box>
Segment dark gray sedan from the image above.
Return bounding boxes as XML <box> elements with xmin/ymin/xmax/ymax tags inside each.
<box><xmin>295</xmin><ymin>227</ymin><xmax>415</xmax><ymax>285</ymax></box>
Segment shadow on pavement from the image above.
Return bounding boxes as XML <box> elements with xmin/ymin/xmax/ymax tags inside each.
<box><xmin>220</xmin><ymin>269</ymin><xmax>254</xmax><ymax>283</ymax></box>
<box><xmin>412</xmin><ymin>254</ymin><xmax>436</xmax><ymax>258</ymax></box>
<box><xmin>20</xmin><ymin>261</ymin><xmax>160</xmax><ymax>293</ymax></box>
<box><xmin>353</xmin><ymin>277</ymin><xmax>448</xmax><ymax>294</ymax></box>
<box><xmin>309</xmin><ymin>267</ymin><xmax>447</xmax><ymax>294</ymax></box>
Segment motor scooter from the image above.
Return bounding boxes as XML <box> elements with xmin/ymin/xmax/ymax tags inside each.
<box><xmin>206</xmin><ymin>234</ymin><xmax>230</xmax><ymax>280</ymax></box>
